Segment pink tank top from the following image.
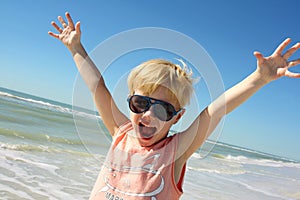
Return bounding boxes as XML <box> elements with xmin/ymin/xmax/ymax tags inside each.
<box><xmin>89</xmin><ymin>122</ymin><xmax>186</xmax><ymax>200</ymax></box>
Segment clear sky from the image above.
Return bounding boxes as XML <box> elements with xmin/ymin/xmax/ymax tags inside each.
<box><xmin>1</xmin><ymin>0</ymin><xmax>300</xmax><ymax>161</ymax></box>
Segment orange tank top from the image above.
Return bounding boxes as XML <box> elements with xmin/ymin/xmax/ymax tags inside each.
<box><xmin>89</xmin><ymin>122</ymin><xmax>186</xmax><ymax>200</ymax></box>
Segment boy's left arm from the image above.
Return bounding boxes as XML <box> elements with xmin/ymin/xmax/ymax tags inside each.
<box><xmin>177</xmin><ymin>38</ymin><xmax>300</xmax><ymax>161</ymax></box>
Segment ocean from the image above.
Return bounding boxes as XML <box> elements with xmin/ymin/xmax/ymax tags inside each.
<box><xmin>0</xmin><ymin>86</ymin><xmax>299</xmax><ymax>200</ymax></box>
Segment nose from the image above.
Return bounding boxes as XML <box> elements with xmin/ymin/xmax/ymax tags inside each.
<box><xmin>140</xmin><ymin>109</ymin><xmax>154</xmax><ymax>125</ymax></box>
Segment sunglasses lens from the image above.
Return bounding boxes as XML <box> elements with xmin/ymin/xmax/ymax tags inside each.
<box><xmin>129</xmin><ymin>96</ymin><xmax>149</xmax><ymax>113</ymax></box>
<box><xmin>152</xmin><ymin>103</ymin><xmax>171</xmax><ymax>121</ymax></box>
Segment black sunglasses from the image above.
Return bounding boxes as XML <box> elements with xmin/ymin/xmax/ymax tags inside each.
<box><xmin>127</xmin><ymin>95</ymin><xmax>181</xmax><ymax>121</ymax></box>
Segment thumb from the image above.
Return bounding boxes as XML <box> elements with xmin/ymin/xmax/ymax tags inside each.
<box><xmin>253</xmin><ymin>51</ymin><xmax>264</xmax><ymax>64</ymax></box>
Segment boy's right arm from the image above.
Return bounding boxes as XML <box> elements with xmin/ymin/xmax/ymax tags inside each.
<box><xmin>48</xmin><ymin>12</ymin><xmax>129</xmax><ymax>135</ymax></box>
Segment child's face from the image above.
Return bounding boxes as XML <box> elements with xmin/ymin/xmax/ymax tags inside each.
<box><xmin>129</xmin><ymin>86</ymin><xmax>182</xmax><ymax>147</ymax></box>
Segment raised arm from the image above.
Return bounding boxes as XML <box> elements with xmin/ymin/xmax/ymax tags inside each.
<box><xmin>48</xmin><ymin>12</ymin><xmax>129</xmax><ymax>135</ymax></box>
<box><xmin>179</xmin><ymin>38</ymin><xmax>300</xmax><ymax>160</ymax></box>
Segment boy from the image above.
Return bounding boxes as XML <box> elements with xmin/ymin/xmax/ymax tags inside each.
<box><xmin>48</xmin><ymin>12</ymin><xmax>300</xmax><ymax>199</ymax></box>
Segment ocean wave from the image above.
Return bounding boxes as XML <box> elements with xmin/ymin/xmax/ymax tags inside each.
<box><xmin>0</xmin><ymin>90</ymin><xmax>101</xmax><ymax>121</ymax></box>
<box><xmin>187</xmin><ymin>165</ymin><xmax>246</xmax><ymax>175</ymax></box>
<box><xmin>191</xmin><ymin>149</ymin><xmax>300</xmax><ymax>170</ymax></box>
<box><xmin>212</xmin><ymin>153</ymin><xmax>300</xmax><ymax>168</ymax></box>
<box><xmin>0</xmin><ymin>127</ymin><xmax>83</xmax><ymax>146</ymax></box>
<box><xmin>214</xmin><ymin>141</ymin><xmax>277</xmax><ymax>158</ymax></box>
<box><xmin>0</xmin><ymin>91</ymin><xmax>65</xmax><ymax>111</ymax></box>
<box><xmin>0</xmin><ymin>142</ymin><xmax>93</xmax><ymax>157</ymax></box>
<box><xmin>201</xmin><ymin>139</ymin><xmax>299</xmax><ymax>163</ymax></box>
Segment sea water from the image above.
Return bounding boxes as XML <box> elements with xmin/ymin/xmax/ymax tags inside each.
<box><xmin>0</xmin><ymin>87</ymin><xmax>299</xmax><ymax>200</ymax></box>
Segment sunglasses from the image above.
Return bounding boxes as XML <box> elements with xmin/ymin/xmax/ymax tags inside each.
<box><xmin>127</xmin><ymin>95</ymin><xmax>181</xmax><ymax>121</ymax></box>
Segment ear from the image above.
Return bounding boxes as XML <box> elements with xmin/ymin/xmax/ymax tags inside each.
<box><xmin>173</xmin><ymin>108</ymin><xmax>186</xmax><ymax>124</ymax></box>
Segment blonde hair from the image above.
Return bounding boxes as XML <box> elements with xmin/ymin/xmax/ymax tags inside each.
<box><xmin>127</xmin><ymin>59</ymin><xmax>194</xmax><ymax>107</ymax></box>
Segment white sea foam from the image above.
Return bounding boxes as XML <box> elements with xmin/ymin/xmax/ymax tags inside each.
<box><xmin>223</xmin><ymin>154</ymin><xmax>300</xmax><ymax>168</ymax></box>
<box><xmin>0</xmin><ymin>147</ymin><xmax>95</xmax><ymax>199</ymax></box>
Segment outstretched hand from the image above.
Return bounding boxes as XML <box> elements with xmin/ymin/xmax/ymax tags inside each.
<box><xmin>48</xmin><ymin>12</ymin><xmax>81</xmax><ymax>50</ymax></box>
<box><xmin>254</xmin><ymin>38</ymin><xmax>300</xmax><ymax>83</ymax></box>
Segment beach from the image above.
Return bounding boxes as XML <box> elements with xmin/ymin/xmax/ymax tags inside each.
<box><xmin>1</xmin><ymin>87</ymin><xmax>300</xmax><ymax>200</ymax></box>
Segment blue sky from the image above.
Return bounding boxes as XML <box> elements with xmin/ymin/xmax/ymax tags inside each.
<box><xmin>1</xmin><ymin>0</ymin><xmax>300</xmax><ymax>161</ymax></box>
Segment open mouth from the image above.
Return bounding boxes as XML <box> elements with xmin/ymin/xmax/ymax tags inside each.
<box><xmin>138</xmin><ymin>122</ymin><xmax>157</xmax><ymax>140</ymax></box>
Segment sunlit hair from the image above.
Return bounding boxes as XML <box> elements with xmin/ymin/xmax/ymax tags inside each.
<box><xmin>127</xmin><ymin>59</ymin><xmax>195</xmax><ymax>107</ymax></box>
